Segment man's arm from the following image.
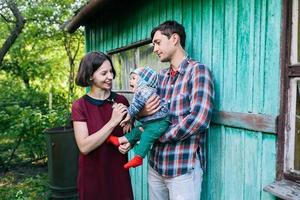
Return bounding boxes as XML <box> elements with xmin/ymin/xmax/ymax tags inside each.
<box><xmin>160</xmin><ymin>64</ymin><xmax>214</xmax><ymax>143</ymax></box>
<box><xmin>137</xmin><ymin>95</ymin><xmax>161</xmax><ymax>118</ymax></box>
<box><xmin>128</xmin><ymin>88</ymin><xmax>154</xmax><ymax>118</ymax></box>
<box><xmin>138</xmin><ymin>70</ymin><xmax>164</xmax><ymax>117</ymax></box>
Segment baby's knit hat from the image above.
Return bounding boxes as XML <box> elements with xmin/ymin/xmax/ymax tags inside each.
<box><xmin>131</xmin><ymin>67</ymin><xmax>158</xmax><ymax>88</ymax></box>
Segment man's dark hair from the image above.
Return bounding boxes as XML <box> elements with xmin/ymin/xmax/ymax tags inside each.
<box><xmin>151</xmin><ymin>20</ymin><xmax>186</xmax><ymax>48</ymax></box>
<box><xmin>75</xmin><ymin>51</ymin><xmax>116</xmax><ymax>87</ymax></box>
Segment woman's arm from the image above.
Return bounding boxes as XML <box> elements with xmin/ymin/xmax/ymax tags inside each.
<box><xmin>73</xmin><ymin>103</ymin><xmax>127</xmax><ymax>155</ymax></box>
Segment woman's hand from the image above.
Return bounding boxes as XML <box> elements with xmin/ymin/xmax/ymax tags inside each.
<box><xmin>137</xmin><ymin>95</ymin><xmax>161</xmax><ymax>118</ymax></box>
<box><xmin>72</xmin><ymin>103</ymin><xmax>128</xmax><ymax>155</ymax></box>
<box><xmin>120</xmin><ymin>113</ymin><xmax>131</xmax><ymax>127</ymax></box>
<box><xmin>110</xmin><ymin>103</ymin><xmax>128</xmax><ymax>126</ymax></box>
<box><xmin>118</xmin><ymin>142</ymin><xmax>131</xmax><ymax>154</ymax></box>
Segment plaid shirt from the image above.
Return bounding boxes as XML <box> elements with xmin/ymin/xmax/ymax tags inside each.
<box><xmin>148</xmin><ymin>57</ymin><xmax>214</xmax><ymax>177</ymax></box>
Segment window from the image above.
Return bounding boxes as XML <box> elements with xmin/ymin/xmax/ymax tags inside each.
<box><xmin>264</xmin><ymin>0</ymin><xmax>300</xmax><ymax>199</ymax></box>
<box><xmin>285</xmin><ymin>78</ymin><xmax>300</xmax><ymax>175</ymax></box>
<box><xmin>291</xmin><ymin>0</ymin><xmax>300</xmax><ymax>63</ymax></box>
<box><xmin>284</xmin><ymin>0</ymin><xmax>300</xmax><ymax>178</ymax></box>
<box><xmin>109</xmin><ymin>42</ymin><xmax>167</xmax><ymax>100</ymax></box>
<box><xmin>293</xmin><ymin>81</ymin><xmax>300</xmax><ymax>171</ymax></box>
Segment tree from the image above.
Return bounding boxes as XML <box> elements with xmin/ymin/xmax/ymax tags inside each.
<box><xmin>0</xmin><ymin>0</ymin><xmax>85</xmax><ymax>90</ymax></box>
<box><xmin>0</xmin><ymin>0</ymin><xmax>86</xmax><ymax>169</ymax></box>
<box><xmin>0</xmin><ymin>0</ymin><xmax>25</xmax><ymax>65</ymax></box>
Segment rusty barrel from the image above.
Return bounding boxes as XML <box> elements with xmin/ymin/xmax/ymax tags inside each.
<box><xmin>45</xmin><ymin>126</ymin><xmax>79</xmax><ymax>199</ymax></box>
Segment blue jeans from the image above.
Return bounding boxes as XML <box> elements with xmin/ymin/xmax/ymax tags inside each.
<box><xmin>148</xmin><ymin>156</ymin><xmax>203</xmax><ymax>200</ymax></box>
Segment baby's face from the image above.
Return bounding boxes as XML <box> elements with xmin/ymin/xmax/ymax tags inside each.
<box><xmin>129</xmin><ymin>73</ymin><xmax>139</xmax><ymax>92</ymax></box>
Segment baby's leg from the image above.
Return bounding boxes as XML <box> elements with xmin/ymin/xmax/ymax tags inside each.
<box><xmin>108</xmin><ymin>126</ymin><xmax>141</xmax><ymax>147</ymax></box>
<box><xmin>135</xmin><ymin>119</ymin><xmax>169</xmax><ymax>157</ymax></box>
<box><xmin>124</xmin><ymin>118</ymin><xmax>169</xmax><ymax>169</ymax></box>
<box><xmin>107</xmin><ymin>135</ymin><xmax>128</xmax><ymax>146</ymax></box>
<box><xmin>123</xmin><ymin>125</ymin><xmax>157</xmax><ymax>169</ymax></box>
<box><xmin>124</xmin><ymin>126</ymin><xmax>143</xmax><ymax>145</ymax></box>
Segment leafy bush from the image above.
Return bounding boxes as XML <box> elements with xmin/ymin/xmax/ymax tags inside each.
<box><xmin>0</xmin><ymin>75</ymin><xmax>74</xmax><ymax>168</ymax></box>
<box><xmin>0</xmin><ymin>105</ymin><xmax>70</xmax><ymax>166</ymax></box>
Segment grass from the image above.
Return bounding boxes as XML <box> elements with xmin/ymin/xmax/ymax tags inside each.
<box><xmin>0</xmin><ymin>164</ymin><xmax>48</xmax><ymax>200</ymax></box>
<box><xmin>0</xmin><ymin>130</ymin><xmax>78</xmax><ymax>200</ymax></box>
<box><xmin>0</xmin><ymin>138</ymin><xmax>79</xmax><ymax>199</ymax></box>
<box><xmin>0</xmin><ymin>134</ymin><xmax>49</xmax><ymax>200</ymax></box>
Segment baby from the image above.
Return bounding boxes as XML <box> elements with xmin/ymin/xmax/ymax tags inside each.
<box><xmin>107</xmin><ymin>67</ymin><xmax>169</xmax><ymax>169</ymax></box>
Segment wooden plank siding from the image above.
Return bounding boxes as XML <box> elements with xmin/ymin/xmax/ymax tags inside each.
<box><xmin>84</xmin><ymin>0</ymin><xmax>281</xmax><ymax>199</ymax></box>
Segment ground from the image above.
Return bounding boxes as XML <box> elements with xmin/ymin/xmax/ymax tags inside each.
<box><xmin>0</xmin><ymin>163</ymin><xmax>48</xmax><ymax>200</ymax></box>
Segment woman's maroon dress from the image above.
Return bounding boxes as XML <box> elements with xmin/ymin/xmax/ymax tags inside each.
<box><xmin>71</xmin><ymin>92</ymin><xmax>134</xmax><ymax>200</ymax></box>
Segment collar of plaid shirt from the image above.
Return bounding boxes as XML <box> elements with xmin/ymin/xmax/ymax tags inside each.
<box><xmin>169</xmin><ymin>56</ymin><xmax>189</xmax><ymax>78</ymax></box>
<box><xmin>169</xmin><ymin>67</ymin><xmax>177</xmax><ymax>78</ymax></box>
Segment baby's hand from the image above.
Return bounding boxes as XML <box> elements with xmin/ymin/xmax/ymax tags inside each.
<box><xmin>123</xmin><ymin>123</ymin><xmax>132</xmax><ymax>133</ymax></box>
<box><xmin>120</xmin><ymin>114</ymin><xmax>131</xmax><ymax>127</ymax></box>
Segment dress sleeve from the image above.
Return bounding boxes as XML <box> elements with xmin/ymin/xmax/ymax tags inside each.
<box><xmin>117</xmin><ymin>94</ymin><xmax>130</xmax><ymax>107</ymax></box>
<box><xmin>71</xmin><ymin>100</ymin><xmax>87</xmax><ymax>122</ymax></box>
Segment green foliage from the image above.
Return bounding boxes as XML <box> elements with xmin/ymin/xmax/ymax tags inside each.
<box><xmin>0</xmin><ymin>169</ymin><xmax>48</xmax><ymax>200</ymax></box>
<box><xmin>0</xmin><ymin>0</ymin><xmax>86</xmax><ymax>169</ymax></box>
<box><xmin>1</xmin><ymin>106</ymin><xmax>68</xmax><ymax>159</ymax></box>
<box><xmin>0</xmin><ymin>1</ymin><xmax>88</xmax><ymax>197</ymax></box>
<box><xmin>1</xmin><ymin>0</ymin><xmax>85</xmax><ymax>90</ymax></box>
<box><xmin>0</xmin><ymin>72</ymin><xmax>78</xmax><ymax>167</ymax></box>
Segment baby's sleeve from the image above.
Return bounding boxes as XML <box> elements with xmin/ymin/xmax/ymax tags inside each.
<box><xmin>128</xmin><ymin>90</ymin><xmax>147</xmax><ymax>118</ymax></box>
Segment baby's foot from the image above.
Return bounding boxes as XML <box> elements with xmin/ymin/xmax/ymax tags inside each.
<box><xmin>124</xmin><ymin>156</ymin><xmax>143</xmax><ymax>169</ymax></box>
<box><xmin>107</xmin><ymin>135</ymin><xmax>120</xmax><ymax>146</ymax></box>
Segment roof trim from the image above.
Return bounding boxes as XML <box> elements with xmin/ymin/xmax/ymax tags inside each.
<box><xmin>65</xmin><ymin>0</ymin><xmax>108</xmax><ymax>33</ymax></box>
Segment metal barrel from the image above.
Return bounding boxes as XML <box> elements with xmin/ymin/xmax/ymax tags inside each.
<box><xmin>45</xmin><ymin>126</ymin><xmax>79</xmax><ymax>199</ymax></box>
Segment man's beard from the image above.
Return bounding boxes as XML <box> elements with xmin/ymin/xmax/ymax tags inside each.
<box><xmin>160</xmin><ymin>56</ymin><xmax>170</xmax><ymax>63</ymax></box>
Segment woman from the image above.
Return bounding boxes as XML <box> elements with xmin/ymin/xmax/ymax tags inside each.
<box><xmin>71</xmin><ymin>51</ymin><xmax>134</xmax><ymax>200</ymax></box>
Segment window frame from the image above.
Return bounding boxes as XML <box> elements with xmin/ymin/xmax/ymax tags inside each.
<box><xmin>107</xmin><ymin>39</ymin><xmax>152</xmax><ymax>95</ymax></box>
<box><xmin>278</xmin><ymin>0</ymin><xmax>300</xmax><ymax>182</ymax></box>
<box><xmin>259</xmin><ymin>1</ymin><xmax>300</xmax><ymax>198</ymax></box>
<box><xmin>284</xmin><ymin>77</ymin><xmax>300</xmax><ymax>176</ymax></box>
<box><xmin>281</xmin><ymin>64</ymin><xmax>300</xmax><ymax>182</ymax></box>
<box><xmin>107</xmin><ymin>38</ymin><xmax>167</xmax><ymax>94</ymax></box>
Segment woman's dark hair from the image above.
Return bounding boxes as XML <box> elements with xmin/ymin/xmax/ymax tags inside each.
<box><xmin>151</xmin><ymin>20</ymin><xmax>186</xmax><ymax>48</ymax></box>
<box><xmin>75</xmin><ymin>51</ymin><xmax>116</xmax><ymax>87</ymax></box>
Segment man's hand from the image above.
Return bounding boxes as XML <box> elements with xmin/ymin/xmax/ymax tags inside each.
<box><xmin>118</xmin><ymin>142</ymin><xmax>131</xmax><ymax>154</ymax></box>
<box><xmin>138</xmin><ymin>95</ymin><xmax>161</xmax><ymax>118</ymax></box>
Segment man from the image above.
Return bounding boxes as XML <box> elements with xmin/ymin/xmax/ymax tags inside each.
<box><xmin>145</xmin><ymin>20</ymin><xmax>214</xmax><ymax>200</ymax></box>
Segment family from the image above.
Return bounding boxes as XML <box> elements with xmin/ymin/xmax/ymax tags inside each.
<box><xmin>71</xmin><ymin>20</ymin><xmax>215</xmax><ymax>200</ymax></box>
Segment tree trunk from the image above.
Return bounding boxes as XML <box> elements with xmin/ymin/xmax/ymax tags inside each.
<box><xmin>63</xmin><ymin>33</ymin><xmax>81</xmax><ymax>105</ymax></box>
<box><xmin>0</xmin><ymin>0</ymin><xmax>25</xmax><ymax>65</ymax></box>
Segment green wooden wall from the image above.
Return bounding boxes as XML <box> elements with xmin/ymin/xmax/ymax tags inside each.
<box><xmin>84</xmin><ymin>0</ymin><xmax>281</xmax><ymax>199</ymax></box>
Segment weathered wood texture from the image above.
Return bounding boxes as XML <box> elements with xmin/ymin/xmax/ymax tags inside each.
<box><xmin>212</xmin><ymin>111</ymin><xmax>277</xmax><ymax>133</ymax></box>
<box><xmin>264</xmin><ymin>179</ymin><xmax>300</xmax><ymax>200</ymax></box>
<box><xmin>84</xmin><ymin>0</ymin><xmax>281</xmax><ymax>199</ymax></box>
<box><xmin>205</xmin><ymin>125</ymin><xmax>276</xmax><ymax>200</ymax></box>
